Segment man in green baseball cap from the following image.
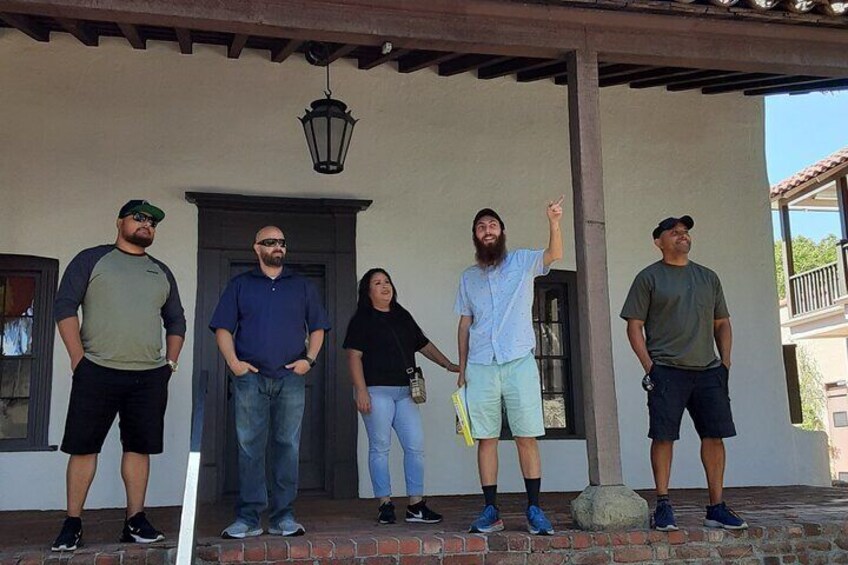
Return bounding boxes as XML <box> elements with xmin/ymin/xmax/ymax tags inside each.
<box><xmin>118</xmin><ymin>199</ymin><xmax>165</xmax><ymax>223</ymax></box>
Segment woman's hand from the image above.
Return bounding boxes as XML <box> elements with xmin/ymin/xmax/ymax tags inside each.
<box><xmin>355</xmin><ymin>388</ymin><xmax>372</xmax><ymax>414</ymax></box>
<box><xmin>446</xmin><ymin>362</ymin><xmax>460</xmax><ymax>373</ymax></box>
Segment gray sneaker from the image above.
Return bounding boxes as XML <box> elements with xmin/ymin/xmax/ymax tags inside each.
<box><xmin>221</xmin><ymin>521</ymin><xmax>263</xmax><ymax>539</ymax></box>
<box><xmin>268</xmin><ymin>517</ymin><xmax>306</xmax><ymax>536</ymax></box>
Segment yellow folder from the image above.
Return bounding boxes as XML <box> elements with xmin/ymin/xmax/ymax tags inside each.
<box><xmin>451</xmin><ymin>387</ymin><xmax>474</xmax><ymax>447</ymax></box>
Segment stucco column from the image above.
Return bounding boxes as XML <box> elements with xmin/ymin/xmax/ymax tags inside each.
<box><xmin>566</xmin><ymin>48</ymin><xmax>648</xmax><ymax>530</ymax></box>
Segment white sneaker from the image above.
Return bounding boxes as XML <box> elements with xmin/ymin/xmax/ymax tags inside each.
<box><xmin>268</xmin><ymin>518</ymin><xmax>306</xmax><ymax>536</ymax></box>
<box><xmin>221</xmin><ymin>521</ymin><xmax>263</xmax><ymax>539</ymax></box>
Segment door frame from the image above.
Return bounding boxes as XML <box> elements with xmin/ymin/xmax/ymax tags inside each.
<box><xmin>187</xmin><ymin>192</ymin><xmax>372</xmax><ymax>501</ymax></box>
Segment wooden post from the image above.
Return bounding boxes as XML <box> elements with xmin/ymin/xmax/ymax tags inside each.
<box><xmin>567</xmin><ymin>49</ymin><xmax>647</xmax><ymax>530</ymax></box>
<box><xmin>567</xmin><ymin>49</ymin><xmax>622</xmax><ymax>487</ymax></box>
<box><xmin>837</xmin><ymin>176</ymin><xmax>848</xmax><ymax>297</ymax></box>
<box><xmin>779</xmin><ymin>201</ymin><xmax>796</xmax><ymax>315</ymax></box>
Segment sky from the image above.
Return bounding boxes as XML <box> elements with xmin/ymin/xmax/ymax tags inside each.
<box><xmin>767</xmin><ymin>92</ymin><xmax>848</xmax><ymax>242</ymax></box>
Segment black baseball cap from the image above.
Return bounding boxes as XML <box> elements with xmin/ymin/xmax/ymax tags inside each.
<box><xmin>472</xmin><ymin>208</ymin><xmax>505</xmax><ymax>231</ymax></box>
<box><xmin>118</xmin><ymin>200</ymin><xmax>165</xmax><ymax>222</ymax></box>
<box><xmin>652</xmin><ymin>215</ymin><xmax>693</xmax><ymax>239</ymax></box>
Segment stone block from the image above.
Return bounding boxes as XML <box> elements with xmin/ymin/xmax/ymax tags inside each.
<box><xmin>570</xmin><ymin>486</ymin><xmax>649</xmax><ymax>531</ymax></box>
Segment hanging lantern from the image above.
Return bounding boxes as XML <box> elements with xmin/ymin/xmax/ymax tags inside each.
<box><xmin>299</xmin><ymin>43</ymin><xmax>358</xmax><ymax>175</ymax></box>
<box><xmin>300</xmin><ymin>95</ymin><xmax>357</xmax><ymax>174</ymax></box>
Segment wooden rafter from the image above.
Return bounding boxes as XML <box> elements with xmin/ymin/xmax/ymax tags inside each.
<box><xmin>517</xmin><ymin>61</ymin><xmax>569</xmax><ymax>82</ymax></box>
<box><xmin>55</xmin><ymin>17</ymin><xmax>97</xmax><ymax>46</ymax></box>
<box><xmin>628</xmin><ymin>69</ymin><xmax>736</xmax><ymax>89</ymax></box>
<box><xmin>174</xmin><ymin>27</ymin><xmax>192</xmax><ymax>54</ymax></box>
<box><xmin>702</xmin><ymin>74</ymin><xmax>822</xmax><ymax>94</ymax></box>
<box><xmin>597</xmin><ymin>64</ymin><xmax>652</xmax><ymax>79</ymax></box>
<box><xmin>598</xmin><ymin>66</ymin><xmax>695</xmax><ymax>87</ymax></box>
<box><xmin>228</xmin><ymin>32</ymin><xmax>248</xmax><ymax>59</ymax></box>
<box><xmin>326</xmin><ymin>43</ymin><xmax>357</xmax><ymax>64</ymax></box>
<box><xmin>477</xmin><ymin>57</ymin><xmax>550</xmax><ymax>79</ymax></box>
<box><xmin>358</xmin><ymin>46</ymin><xmax>408</xmax><ymax>70</ymax></box>
<box><xmin>666</xmin><ymin>72</ymin><xmax>772</xmax><ymax>91</ymax></box>
<box><xmin>270</xmin><ymin>39</ymin><xmax>301</xmax><ymax>63</ymax></box>
<box><xmin>397</xmin><ymin>51</ymin><xmax>459</xmax><ymax>73</ymax></box>
<box><xmin>0</xmin><ymin>12</ymin><xmax>48</xmax><ymax>41</ymax></box>
<box><xmin>745</xmin><ymin>77</ymin><xmax>848</xmax><ymax>95</ymax></box>
<box><xmin>439</xmin><ymin>54</ymin><xmax>508</xmax><ymax>77</ymax></box>
<box><xmin>117</xmin><ymin>22</ymin><xmax>145</xmax><ymax>49</ymax></box>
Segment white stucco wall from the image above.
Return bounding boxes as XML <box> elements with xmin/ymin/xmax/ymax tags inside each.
<box><xmin>0</xmin><ymin>31</ymin><xmax>829</xmax><ymax>511</ymax></box>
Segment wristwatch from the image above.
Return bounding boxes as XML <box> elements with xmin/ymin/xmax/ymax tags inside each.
<box><xmin>167</xmin><ymin>359</ymin><xmax>179</xmax><ymax>372</ymax></box>
<box><xmin>304</xmin><ymin>355</ymin><xmax>316</xmax><ymax>368</ymax></box>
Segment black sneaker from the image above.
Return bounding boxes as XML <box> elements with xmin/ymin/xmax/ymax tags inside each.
<box><xmin>120</xmin><ymin>512</ymin><xmax>165</xmax><ymax>543</ymax></box>
<box><xmin>405</xmin><ymin>500</ymin><xmax>443</xmax><ymax>524</ymax></box>
<box><xmin>51</xmin><ymin>517</ymin><xmax>83</xmax><ymax>551</ymax></box>
<box><xmin>377</xmin><ymin>501</ymin><xmax>396</xmax><ymax>524</ymax></box>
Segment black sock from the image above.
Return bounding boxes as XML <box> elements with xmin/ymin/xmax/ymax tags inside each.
<box><xmin>524</xmin><ymin>477</ymin><xmax>541</xmax><ymax>508</ymax></box>
<box><xmin>657</xmin><ymin>494</ymin><xmax>669</xmax><ymax>505</ymax></box>
<box><xmin>482</xmin><ymin>485</ymin><xmax>497</xmax><ymax>507</ymax></box>
<box><xmin>65</xmin><ymin>516</ymin><xmax>82</xmax><ymax>526</ymax></box>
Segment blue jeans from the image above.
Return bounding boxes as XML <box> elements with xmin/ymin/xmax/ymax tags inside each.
<box><xmin>231</xmin><ymin>372</ymin><xmax>305</xmax><ymax>527</ymax></box>
<box><xmin>360</xmin><ymin>386</ymin><xmax>425</xmax><ymax>498</ymax></box>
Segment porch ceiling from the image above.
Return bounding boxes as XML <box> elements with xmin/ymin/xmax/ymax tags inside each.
<box><xmin>1</xmin><ymin>1</ymin><xmax>848</xmax><ymax>96</ymax></box>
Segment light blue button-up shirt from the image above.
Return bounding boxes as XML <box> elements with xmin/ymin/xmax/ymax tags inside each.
<box><xmin>455</xmin><ymin>249</ymin><xmax>550</xmax><ymax>365</ymax></box>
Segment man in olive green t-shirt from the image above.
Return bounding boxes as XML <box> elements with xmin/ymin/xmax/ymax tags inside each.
<box><xmin>621</xmin><ymin>215</ymin><xmax>747</xmax><ymax>532</ymax></box>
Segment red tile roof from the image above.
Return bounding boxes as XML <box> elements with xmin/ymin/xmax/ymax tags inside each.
<box><xmin>770</xmin><ymin>146</ymin><xmax>848</xmax><ymax>200</ymax></box>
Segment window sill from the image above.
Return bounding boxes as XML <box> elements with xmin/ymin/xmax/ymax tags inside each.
<box><xmin>0</xmin><ymin>444</ymin><xmax>58</xmax><ymax>453</ymax></box>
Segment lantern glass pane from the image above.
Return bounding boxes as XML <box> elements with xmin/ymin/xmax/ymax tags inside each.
<box><xmin>302</xmin><ymin>121</ymin><xmax>319</xmax><ymax>164</ymax></box>
<box><xmin>339</xmin><ymin>120</ymin><xmax>355</xmax><ymax>165</ymax></box>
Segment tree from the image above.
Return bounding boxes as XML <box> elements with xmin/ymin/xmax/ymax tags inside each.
<box><xmin>774</xmin><ymin>234</ymin><xmax>840</xmax><ymax>300</ymax></box>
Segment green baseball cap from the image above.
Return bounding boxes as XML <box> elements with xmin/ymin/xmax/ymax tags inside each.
<box><xmin>118</xmin><ymin>200</ymin><xmax>165</xmax><ymax>222</ymax></box>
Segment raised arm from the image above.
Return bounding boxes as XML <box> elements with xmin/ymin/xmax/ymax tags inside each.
<box><xmin>543</xmin><ymin>195</ymin><xmax>564</xmax><ymax>267</ymax></box>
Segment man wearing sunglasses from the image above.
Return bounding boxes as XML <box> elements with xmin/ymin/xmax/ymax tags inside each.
<box><xmin>51</xmin><ymin>200</ymin><xmax>186</xmax><ymax>551</ymax></box>
<box><xmin>210</xmin><ymin>225</ymin><xmax>330</xmax><ymax>539</ymax></box>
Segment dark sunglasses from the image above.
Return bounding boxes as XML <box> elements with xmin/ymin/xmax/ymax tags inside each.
<box><xmin>129</xmin><ymin>212</ymin><xmax>158</xmax><ymax>228</ymax></box>
<box><xmin>256</xmin><ymin>238</ymin><xmax>286</xmax><ymax>248</ymax></box>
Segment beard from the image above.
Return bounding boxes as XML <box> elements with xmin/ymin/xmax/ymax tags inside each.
<box><xmin>474</xmin><ymin>232</ymin><xmax>507</xmax><ymax>267</ymax></box>
<box><xmin>125</xmin><ymin>231</ymin><xmax>154</xmax><ymax>248</ymax></box>
<box><xmin>260</xmin><ymin>250</ymin><xmax>284</xmax><ymax>267</ymax></box>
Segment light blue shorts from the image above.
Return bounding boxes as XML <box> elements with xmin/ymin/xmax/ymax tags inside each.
<box><xmin>466</xmin><ymin>353</ymin><xmax>545</xmax><ymax>439</ymax></box>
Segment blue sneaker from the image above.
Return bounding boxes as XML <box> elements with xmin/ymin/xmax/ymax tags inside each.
<box><xmin>704</xmin><ymin>502</ymin><xmax>748</xmax><ymax>530</ymax></box>
<box><xmin>652</xmin><ymin>500</ymin><xmax>678</xmax><ymax>531</ymax></box>
<box><xmin>469</xmin><ymin>505</ymin><xmax>504</xmax><ymax>533</ymax></box>
<box><xmin>526</xmin><ymin>505</ymin><xmax>553</xmax><ymax>535</ymax></box>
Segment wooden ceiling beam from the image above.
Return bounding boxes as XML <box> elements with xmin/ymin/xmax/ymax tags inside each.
<box><xmin>598</xmin><ymin>66</ymin><xmax>695</xmax><ymax>87</ymax></box>
<box><xmin>477</xmin><ymin>57</ymin><xmax>550</xmax><ymax>79</ymax></box>
<box><xmin>325</xmin><ymin>43</ymin><xmax>357</xmax><ymax>64</ymax></box>
<box><xmin>597</xmin><ymin>63</ymin><xmax>652</xmax><ymax>79</ymax></box>
<box><xmin>702</xmin><ymin>74</ymin><xmax>822</xmax><ymax>94</ymax></box>
<box><xmin>628</xmin><ymin>69</ymin><xmax>735</xmax><ymax>89</ymax></box>
<box><xmin>117</xmin><ymin>22</ymin><xmax>145</xmax><ymax>49</ymax></box>
<box><xmin>358</xmin><ymin>46</ymin><xmax>408</xmax><ymax>70</ymax></box>
<box><xmin>745</xmin><ymin>77</ymin><xmax>848</xmax><ymax>96</ymax></box>
<box><xmin>666</xmin><ymin>72</ymin><xmax>772</xmax><ymax>91</ymax></box>
<box><xmin>516</xmin><ymin>61</ymin><xmax>569</xmax><ymax>82</ymax></box>
<box><xmin>55</xmin><ymin>17</ymin><xmax>97</xmax><ymax>45</ymax></box>
<box><xmin>270</xmin><ymin>39</ymin><xmax>301</xmax><ymax>63</ymax></box>
<box><xmin>174</xmin><ymin>26</ymin><xmax>191</xmax><ymax>54</ymax></box>
<box><xmin>0</xmin><ymin>12</ymin><xmax>48</xmax><ymax>41</ymax></box>
<box><xmin>227</xmin><ymin>32</ymin><xmax>248</xmax><ymax>58</ymax></box>
<box><xmin>438</xmin><ymin>54</ymin><xmax>508</xmax><ymax>77</ymax></box>
<box><xmin>397</xmin><ymin>51</ymin><xmax>459</xmax><ymax>73</ymax></box>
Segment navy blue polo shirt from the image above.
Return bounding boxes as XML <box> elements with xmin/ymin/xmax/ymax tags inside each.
<box><xmin>209</xmin><ymin>267</ymin><xmax>331</xmax><ymax>379</ymax></box>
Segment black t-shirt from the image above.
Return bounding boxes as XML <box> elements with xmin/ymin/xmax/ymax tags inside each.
<box><xmin>343</xmin><ymin>306</ymin><xmax>429</xmax><ymax>387</ymax></box>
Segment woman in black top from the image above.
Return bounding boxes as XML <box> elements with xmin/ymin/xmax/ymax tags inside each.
<box><xmin>344</xmin><ymin>268</ymin><xmax>459</xmax><ymax>525</ymax></box>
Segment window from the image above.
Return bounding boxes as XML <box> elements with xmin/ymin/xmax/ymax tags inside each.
<box><xmin>834</xmin><ymin>411</ymin><xmax>848</xmax><ymax>428</ymax></box>
<box><xmin>839</xmin><ymin>472</ymin><xmax>848</xmax><ymax>483</ymax></box>
<box><xmin>501</xmin><ymin>270</ymin><xmax>584</xmax><ymax>440</ymax></box>
<box><xmin>0</xmin><ymin>255</ymin><xmax>58</xmax><ymax>451</ymax></box>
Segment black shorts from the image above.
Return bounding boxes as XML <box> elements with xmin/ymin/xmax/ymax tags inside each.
<box><xmin>61</xmin><ymin>357</ymin><xmax>171</xmax><ymax>455</ymax></box>
<box><xmin>647</xmin><ymin>363</ymin><xmax>736</xmax><ymax>441</ymax></box>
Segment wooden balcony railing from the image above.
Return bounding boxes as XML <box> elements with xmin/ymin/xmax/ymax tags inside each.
<box><xmin>790</xmin><ymin>261</ymin><xmax>842</xmax><ymax>316</ymax></box>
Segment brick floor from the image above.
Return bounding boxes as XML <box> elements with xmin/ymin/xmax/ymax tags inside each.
<box><xmin>1</xmin><ymin>486</ymin><xmax>847</xmax><ymax>564</ymax></box>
